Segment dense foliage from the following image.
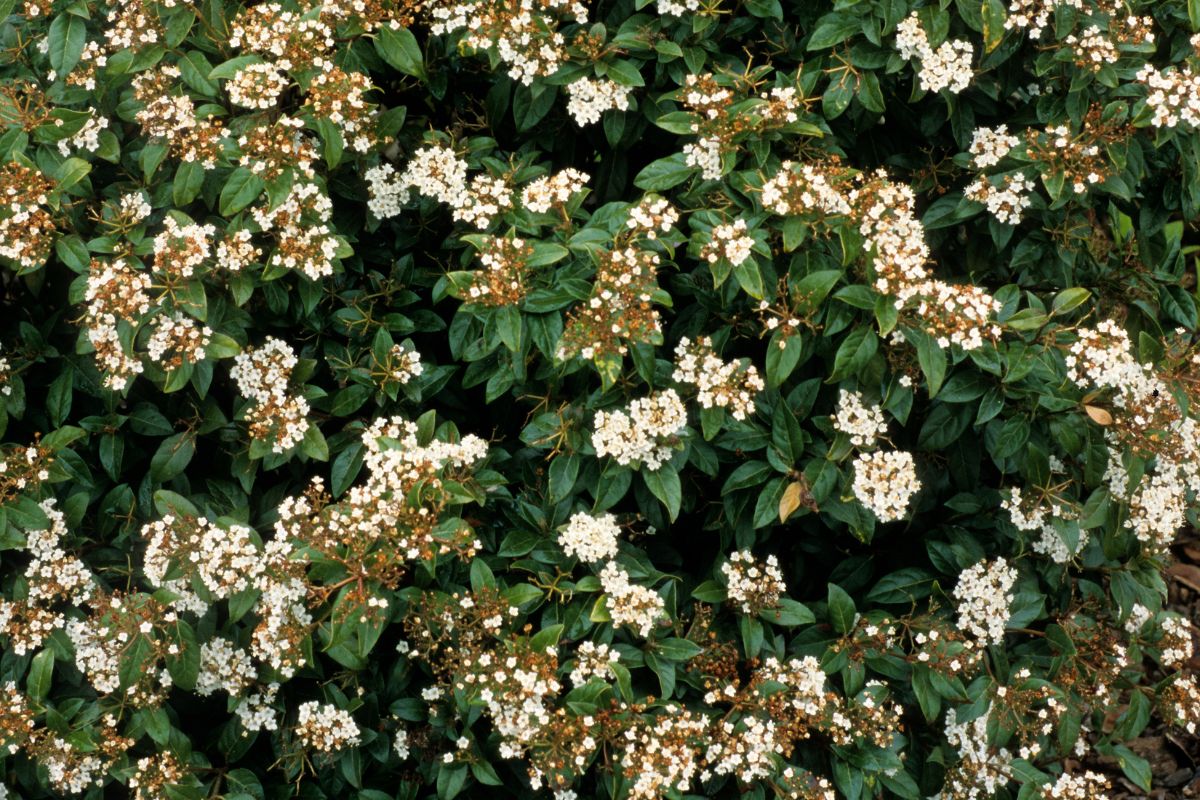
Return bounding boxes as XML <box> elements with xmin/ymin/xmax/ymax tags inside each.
<box><xmin>3</xmin><ymin>0</ymin><xmax>1200</xmax><ymax>797</ymax></box>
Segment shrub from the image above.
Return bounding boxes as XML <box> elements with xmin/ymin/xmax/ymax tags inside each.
<box><xmin>1</xmin><ymin>0</ymin><xmax>1199</xmax><ymax>797</ymax></box>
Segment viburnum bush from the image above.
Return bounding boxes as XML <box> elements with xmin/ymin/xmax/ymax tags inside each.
<box><xmin>4</xmin><ymin>0</ymin><xmax>1200</xmax><ymax>796</ymax></box>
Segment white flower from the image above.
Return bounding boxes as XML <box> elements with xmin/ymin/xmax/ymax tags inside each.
<box><xmin>566</xmin><ymin>77</ymin><xmax>632</xmax><ymax>126</ymax></box>
<box><xmin>559</xmin><ymin>512</ymin><xmax>621</xmax><ymax>563</ymax></box>
<box><xmin>953</xmin><ymin>558</ymin><xmax>1017</xmax><ymax>645</ymax></box>
<box><xmin>851</xmin><ymin>450</ymin><xmax>921</xmax><ymax>521</ymax></box>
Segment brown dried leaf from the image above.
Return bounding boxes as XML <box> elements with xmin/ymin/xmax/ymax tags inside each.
<box><xmin>1085</xmin><ymin>405</ymin><xmax>1113</xmax><ymax>426</ymax></box>
<box><xmin>779</xmin><ymin>481</ymin><xmax>804</xmax><ymax>523</ymax></box>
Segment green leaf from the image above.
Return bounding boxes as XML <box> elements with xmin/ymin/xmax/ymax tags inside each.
<box><xmin>219</xmin><ymin>168</ymin><xmax>264</xmax><ymax>216</ymax></box>
<box><xmin>759</xmin><ymin>597</ymin><xmax>815</xmax><ymax>627</ymax></box>
<box><xmin>47</xmin><ymin>368</ymin><xmax>73</xmax><ymax>427</ymax></box>
<box><xmin>634</xmin><ymin>153</ymin><xmax>695</xmax><ymax>190</ymax></box>
<box><xmin>1051</xmin><ymin>287</ymin><xmax>1091</xmax><ymax>316</ymax></box>
<box><xmin>27</xmin><ymin>648</ymin><xmax>54</xmax><ymax>700</ymax></box>
<box><xmin>436</xmin><ymin>764</ymin><xmax>468</xmax><ymax>800</ymax></box>
<box><xmin>807</xmin><ymin>12</ymin><xmax>859</xmax><ymax>50</ymax></box>
<box><xmin>375</xmin><ymin>25</ymin><xmax>426</xmax><ymax>80</ymax></box>
<box><xmin>48</xmin><ymin>14</ymin><xmax>87</xmax><ymax>75</ymax></box>
<box><xmin>829</xmin><ymin>327</ymin><xmax>878</xmax><ymax>382</ymax></box>
<box><xmin>605</xmin><ymin>59</ymin><xmax>644</xmax><ymax>87</ymax></box>
<box><xmin>979</xmin><ymin>0</ymin><xmax>1007</xmax><ymax>53</ymax></box>
<box><xmin>153</xmin><ymin>490</ymin><xmax>199</xmax><ymax>518</ymax></box>
<box><xmin>173</xmin><ymin>160</ymin><xmax>206</xmax><ymax>207</ymax></box>
<box><xmin>652</xmin><ymin>637</ymin><xmax>702</xmax><ymax>661</ymax></box>
<box><xmin>1111</xmin><ymin>745</ymin><xmax>1152</xmax><ymax>792</ymax></box>
<box><xmin>165</xmin><ymin>620</ymin><xmax>201</xmax><ymax>691</ymax></box>
<box><xmin>827</xmin><ymin>583</ymin><xmax>857</xmax><ymax>634</ymax></box>
<box><xmin>866</xmin><ymin>568</ymin><xmax>935</xmax><ymax>604</ymax></box>
<box><xmin>643</xmin><ymin>465</ymin><xmax>682</xmax><ymax>521</ymax></box>
<box><xmin>909</xmin><ymin>328</ymin><xmax>947</xmax><ymax>398</ymax></box>
<box><xmin>55</xmin><ymin>157</ymin><xmax>91</xmax><ymax>191</ymax></box>
<box><xmin>150</xmin><ymin>432</ymin><xmax>196</xmax><ymax>483</ymax></box>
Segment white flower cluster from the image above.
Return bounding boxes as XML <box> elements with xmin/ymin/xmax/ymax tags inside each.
<box><xmin>0</xmin><ymin>165</ymin><xmax>52</xmax><ymax>270</ymax></box>
<box><xmin>721</xmin><ymin>550</ymin><xmax>785</xmax><ymax>614</ymax></box>
<box><xmin>142</xmin><ymin>515</ymin><xmax>266</xmax><ymax>609</ymax></box>
<box><xmin>0</xmin><ymin>500</ymin><xmax>92</xmax><ymax>655</ymax></box>
<box><xmin>952</xmin><ymin>558</ymin><xmax>1017</xmax><ymax>645</ymax></box>
<box><xmin>832</xmin><ymin>390</ymin><xmax>888</xmax><ymax>447</ymax></box>
<box><xmin>558</xmin><ymin>511</ymin><xmax>621</xmax><ymax>563</ymax></box>
<box><xmin>234</xmin><ymin>683</ymin><xmax>281</xmax><ymax>732</ymax></box>
<box><xmin>366</xmin><ymin>143</ymin><xmax>515</xmax><ymax>228</ymax></box>
<box><xmin>1135</xmin><ymin>64</ymin><xmax>1200</xmax><ymax>129</ymax></box>
<box><xmin>620</xmin><ymin>705</ymin><xmax>708</xmax><ymax>799</ymax></box>
<box><xmin>145</xmin><ymin>312</ymin><xmax>212</xmax><ymax>368</ymax></box>
<box><xmin>1065</xmin><ymin>320</ymin><xmax>1152</xmax><ymax>396</ymax></box>
<box><xmin>1159</xmin><ymin>615</ymin><xmax>1194</xmax><ymax>668</ymax></box>
<box><xmin>968</xmin><ymin>125</ymin><xmax>1020</xmax><ymax>168</ymax></box>
<box><xmin>1125</xmin><ymin>602</ymin><xmax>1153</xmax><ymax>634</ymax></box>
<box><xmin>895</xmin><ymin>280</ymin><xmax>1003</xmax><ymax>350</ymax></box>
<box><xmin>599</xmin><ymin>561</ymin><xmax>666</xmax><ymax>637</ymax></box>
<box><xmin>1004</xmin><ymin>0</ymin><xmax>1083</xmax><ymax>39</ymax></box>
<box><xmin>758</xmin><ymin>86</ymin><xmax>801</xmax><ymax>124</ymax></box>
<box><xmin>761</xmin><ymin>160</ymin><xmax>853</xmax><ymax>217</ymax></box>
<box><xmin>230</xmin><ymin>337</ymin><xmax>311</xmax><ymax>453</ymax></box>
<box><xmin>657</xmin><ymin>0</ymin><xmax>699</xmax><ymax>15</ymax></box>
<box><xmin>112</xmin><ymin>192</ymin><xmax>150</xmax><ymax>226</ymax></box>
<box><xmin>521</xmin><ymin>168</ymin><xmax>590</xmax><ymax>213</ymax></box>
<box><xmin>1039</xmin><ymin>771</ymin><xmax>1110</xmax><ymax>800</ymax></box>
<box><xmin>248</xmin><ymin>546</ymin><xmax>310</xmax><ymax>679</ymax></box>
<box><xmin>671</xmin><ymin>337</ymin><xmax>764</xmax><ymax>421</ymax></box>
<box><xmin>427</xmin><ymin>0</ymin><xmax>584</xmax><ymax>86</ymax></box>
<box><xmin>1045</xmin><ymin>124</ymin><xmax>1105</xmax><ymax>194</ymax></box>
<box><xmin>39</xmin><ymin>735</ymin><xmax>109</xmax><ymax>794</ymax></box>
<box><xmin>55</xmin><ymin>111</ymin><xmax>109</xmax><ymax>157</ymax></box>
<box><xmin>1065</xmin><ymin>321</ymin><xmax>1200</xmax><ymax>549</ymax></box>
<box><xmin>359</xmin><ymin>414</ymin><xmax>489</xmax><ymax>475</ymax></box>
<box><xmin>153</xmin><ymin>216</ymin><xmax>216</xmax><ymax>279</ymax></box>
<box><xmin>404</xmin><ymin>142</ymin><xmax>470</xmax><ymax>207</ymax></box>
<box><xmin>1164</xmin><ymin>673</ymin><xmax>1200</xmax><ymax>734</ymax></box>
<box><xmin>393</xmin><ymin>728</ymin><xmax>410</xmax><ymax>759</ymax></box>
<box><xmin>703</xmin><ymin>715</ymin><xmax>780</xmax><ymax>783</ymax></box>
<box><xmin>566</xmin><ymin>77</ymin><xmax>632</xmax><ymax>126</ymax></box>
<box><xmin>216</xmin><ymin>229</ymin><xmax>261</xmax><ymax>272</ymax></box>
<box><xmin>365</xmin><ymin>163</ymin><xmax>411</xmax><ymax>219</ymax></box>
<box><xmin>592</xmin><ymin>389</ymin><xmax>688</xmax><ymax>470</ymax></box>
<box><xmin>626</xmin><ymin>195</ymin><xmax>680</xmax><ymax>239</ymax></box>
<box><xmin>942</xmin><ymin>706</ymin><xmax>1013</xmax><ymax>799</ymax></box>
<box><xmin>895</xmin><ymin>12</ymin><xmax>974</xmax><ymax>94</ymax></box>
<box><xmin>227</xmin><ymin>63</ymin><xmax>289</xmax><ymax>109</ymax></box>
<box><xmin>682</xmin><ymin>135</ymin><xmax>722</xmax><ymax>180</ymax></box>
<box><xmin>851</xmin><ymin>450</ymin><xmax>921</xmax><ymax>522</ymax></box>
<box><xmin>65</xmin><ymin>603</ymin><xmax>176</xmax><ymax>701</ymax></box>
<box><xmin>23</xmin><ymin>499</ymin><xmax>94</xmax><ymax>607</ymax></box>
<box><xmin>384</xmin><ymin>343</ymin><xmax>423</xmax><ymax>384</ymax></box>
<box><xmin>195</xmin><ymin>638</ymin><xmax>257</xmax><ymax>696</ymax></box>
<box><xmin>1002</xmin><ymin>488</ymin><xmax>1087</xmax><ymax>564</ymax></box>
<box><xmin>856</xmin><ymin>176</ymin><xmax>930</xmax><ymax>291</ymax></box>
<box><xmin>471</xmin><ymin>643</ymin><xmax>561</xmax><ymax>760</ymax></box>
<box><xmin>964</xmin><ymin>174</ymin><xmax>1035</xmax><ymax>225</ymax></box>
<box><xmin>252</xmin><ymin>181</ymin><xmax>339</xmax><ymax>281</ymax></box>
<box><xmin>700</xmin><ymin>219</ymin><xmax>754</xmax><ymax>266</ymax></box>
<box><xmin>294</xmin><ymin>701</ymin><xmax>361</xmax><ymax>752</ymax></box>
<box><xmin>1065</xmin><ymin>26</ymin><xmax>1118</xmax><ymax>70</ymax></box>
<box><xmin>569</xmin><ymin>640</ymin><xmax>619</xmax><ymax>687</ymax></box>
<box><xmin>454</xmin><ymin>174</ymin><xmax>513</xmax><ymax>228</ymax></box>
